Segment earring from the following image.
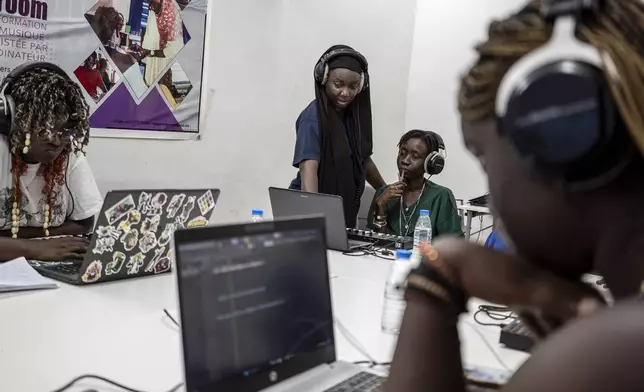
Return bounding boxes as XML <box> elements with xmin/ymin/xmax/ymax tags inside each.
<box><xmin>22</xmin><ymin>133</ymin><xmax>31</xmax><ymax>155</ymax></box>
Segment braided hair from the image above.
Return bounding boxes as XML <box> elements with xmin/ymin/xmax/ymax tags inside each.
<box><xmin>398</xmin><ymin>129</ymin><xmax>441</xmax><ymax>155</ymax></box>
<box><xmin>458</xmin><ymin>0</ymin><xmax>644</xmax><ymax>155</ymax></box>
<box><xmin>7</xmin><ymin>67</ymin><xmax>90</xmax><ymax>237</ymax></box>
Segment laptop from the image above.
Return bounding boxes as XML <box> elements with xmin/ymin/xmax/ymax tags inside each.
<box><xmin>268</xmin><ymin>187</ymin><xmax>371</xmax><ymax>252</ymax></box>
<box><xmin>31</xmin><ymin>188</ymin><xmax>220</xmax><ymax>285</ymax></box>
<box><xmin>174</xmin><ymin>216</ymin><xmax>386</xmax><ymax>392</ymax></box>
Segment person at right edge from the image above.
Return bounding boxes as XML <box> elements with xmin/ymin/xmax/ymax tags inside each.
<box><xmin>289</xmin><ymin>45</ymin><xmax>386</xmax><ymax>228</ymax></box>
<box><xmin>387</xmin><ymin>1</ymin><xmax>644</xmax><ymax>391</ymax></box>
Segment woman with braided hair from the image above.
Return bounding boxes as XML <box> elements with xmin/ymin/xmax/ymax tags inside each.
<box><xmin>387</xmin><ymin>1</ymin><xmax>644</xmax><ymax>391</ymax></box>
<box><xmin>0</xmin><ymin>67</ymin><xmax>102</xmax><ymax>262</ymax></box>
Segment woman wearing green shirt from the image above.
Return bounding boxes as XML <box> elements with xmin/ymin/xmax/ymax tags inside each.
<box><xmin>367</xmin><ymin>130</ymin><xmax>463</xmax><ymax>238</ymax></box>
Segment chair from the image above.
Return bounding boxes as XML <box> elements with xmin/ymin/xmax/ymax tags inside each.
<box><xmin>356</xmin><ymin>185</ymin><xmax>376</xmax><ymax>229</ymax></box>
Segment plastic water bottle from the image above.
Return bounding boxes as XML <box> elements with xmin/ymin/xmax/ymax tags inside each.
<box><xmin>381</xmin><ymin>249</ymin><xmax>412</xmax><ymax>334</ymax></box>
<box><xmin>251</xmin><ymin>209</ymin><xmax>264</xmax><ymax>222</ymax></box>
<box><xmin>412</xmin><ymin>210</ymin><xmax>432</xmax><ymax>265</ymax></box>
<box><xmin>413</xmin><ymin>210</ymin><xmax>432</xmax><ymax>247</ymax></box>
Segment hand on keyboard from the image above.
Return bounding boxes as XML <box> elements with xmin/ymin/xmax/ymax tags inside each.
<box><xmin>26</xmin><ymin>237</ymin><xmax>89</xmax><ymax>261</ymax></box>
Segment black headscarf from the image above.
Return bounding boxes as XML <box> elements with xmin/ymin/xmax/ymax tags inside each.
<box><xmin>315</xmin><ymin>45</ymin><xmax>373</xmax><ymax>228</ymax></box>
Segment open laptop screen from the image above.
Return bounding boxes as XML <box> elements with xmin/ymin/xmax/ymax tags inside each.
<box><xmin>175</xmin><ymin>218</ymin><xmax>335</xmax><ymax>391</ymax></box>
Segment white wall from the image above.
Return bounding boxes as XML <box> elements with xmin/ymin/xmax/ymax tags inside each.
<box><xmin>86</xmin><ymin>0</ymin><xmax>418</xmax><ymax>223</ymax></box>
<box><xmin>405</xmin><ymin>0</ymin><xmax>522</xmax><ymax>200</ymax></box>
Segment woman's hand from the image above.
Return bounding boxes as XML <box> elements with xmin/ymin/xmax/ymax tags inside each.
<box><xmin>419</xmin><ymin>239</ymin><xmax>604</xmax><ymax>337</ymax></box>
<box><xmin>376</xmin><ymin>181</ymin><xmax>406</xmax><ymax>210</ymax></box>
<box><xmin>26</xmin><ymin>237</ymin><xmax>89</xmax><ymax>261</ymax></box>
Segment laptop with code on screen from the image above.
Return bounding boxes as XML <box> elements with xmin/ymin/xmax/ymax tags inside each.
<box><xmin>173</xmin><ymin>216</ymin><xmax>385</xmax><ymax>392</ymax></box>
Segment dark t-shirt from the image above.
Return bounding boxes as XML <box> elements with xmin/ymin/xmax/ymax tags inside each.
<box><xmin>367</xmin><ymin>181</ymin><xmax>463</xmax><ymax>239</ymax></box>
<box><xmin>289</xmin><ymin>100</ymin><xmax>368</xmax><ymax>189</ymax></box>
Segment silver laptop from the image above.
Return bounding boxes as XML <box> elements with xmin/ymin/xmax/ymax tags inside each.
<box><xmin>174</xmin><ymin>216</ymin><xmax>385</xmax><ymax>392</ymax></box>
<box><xmin>268</xmin><ymin>187</ymin><xmax>370</xmax><ymax>252</ymax></box>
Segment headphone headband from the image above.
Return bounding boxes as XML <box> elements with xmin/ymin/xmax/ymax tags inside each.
<box><xmin>314</xmin><ymin>46</ymin><xmax>370</xmax><ymax>91</ymax></box>
<box><xmin>317</xmin><ymin>48</ymin><xmax>368</xmax><ymax>74</ymax></box>
<box><xmin>1</xmin><ymin>62</ymin><xmax>70</xmax><ymax>95</ymax></box>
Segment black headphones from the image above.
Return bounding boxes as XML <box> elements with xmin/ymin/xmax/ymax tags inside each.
<box><xmin>314</xmin><ymin>46</ymin><xmax>369</xmax><ymax>92</ymax></box>
<box><xmin>496</xmin><ymin>0</ymin><xmax>634</xmax><ymax>190</ymax></box>
<box><xmin>0</xmin><ymin>62</ymin><xmax>71</xmax><ymax>136</ymax></box>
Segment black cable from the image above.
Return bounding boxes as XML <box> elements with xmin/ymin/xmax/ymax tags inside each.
<box><xmin>470</xmin><ymin>224</ymin><xmax>495</xmax><ymax>237</ymax></box>
<box><xmin>63</xmin><ymin>153</ymin><xmax>75</xmax><ymax>220</ymax></box>
<box><xmin>475</xmin><ymin>216</ymin><xmax>483</xmax><ymax>243</ymax></box>
<box><xmin>352</xmin><ymin>360</ymin><xmax>392</xmax><ymax>368</ymax></box>
<box><xmin>473</xmin><ymin>305</ymin><xmax>517</xmax><ymax>328</ymax></box>
<box><xmin>164</xmin><ymin>308</ymin><xmax>180</xmax><ymax>327</ymax></box>
<box><xmin>50</xmin><ymin>374</ymin><xmax>183</xmax><ymax>392</ymax></box>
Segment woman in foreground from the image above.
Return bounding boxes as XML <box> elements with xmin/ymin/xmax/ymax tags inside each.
<box><xmin>387</xmin><ymin>0</ymin><xmax>644</xmax><ymax>390</ymax></box>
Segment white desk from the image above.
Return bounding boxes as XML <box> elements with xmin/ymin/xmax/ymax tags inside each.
<box><xmin>458</xmin><ymin>204</ymin><xmax>493</xmax><ymax>241</ymax></box>
<box><xmin>0</xmin><ymin>252</ymin><xmax>528</xmax><ymax>392</ymax></box>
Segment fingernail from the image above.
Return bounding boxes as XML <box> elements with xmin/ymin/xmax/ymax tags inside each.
<box><xmin>577</xmin><ymin>298</ymin><xmax>601</xmax><ymax>316</ymax></box>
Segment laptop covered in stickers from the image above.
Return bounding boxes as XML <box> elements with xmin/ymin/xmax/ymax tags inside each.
<box><xmin>31</xmin><ymin>188</ymin><xmax>220</xmax><ymax>285</ymax></box>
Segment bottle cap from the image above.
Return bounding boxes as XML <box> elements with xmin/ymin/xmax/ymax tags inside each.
<box><xmin>252</xmin><ymin>209</ymin><xmax>264</xmax><ymax>216</ymax></box>
<box><xmin>419</xmin><ymin>209</ymin><xmax>430</xmax><ymax>216</ymax></box>
<box><xmin>396</xmin><ymin>249</ymin><xmax>412</xmax><ymax>260</ymax></box>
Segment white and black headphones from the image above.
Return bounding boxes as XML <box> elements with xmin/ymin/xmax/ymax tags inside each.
<box><xmin>416</xmin><ymin>130</ymin><xmax>447</xmax><ymax>175</ymax></box>
<box><xmin>314</xmin><ymin>45</ymin><xmax>369</xmax><ymax>92</ymax></box>
<box><xmin>496</xmin><ymin>0</ymin><xmax>634</xmax><ymax>190</ymax></box>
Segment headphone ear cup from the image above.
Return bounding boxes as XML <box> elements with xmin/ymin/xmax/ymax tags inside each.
<box><xmin>321</xmin><ymin>64</ymin><xmax>330</xmax><ymax>85</ymax></box>
<box><xmin>424</xmin><ymin>152</ymin><xmax>445</xmax><ymax>175</ymax></box>
<box><xmin>0</xmin><ymin>95</ymin><xmax>14</xmax><ymax>136</ymax></box>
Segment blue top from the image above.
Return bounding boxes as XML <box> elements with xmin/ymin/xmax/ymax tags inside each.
<box><xmin>252</xmin><ymin>209</ymin><xmax>264</xmax><ymax>216</ymax></box>
<box><xmin>396</xmin><ymin>249</ymin><xmax>412</xmax><ymax>260</ymax></box>
<box><xmin>289</xmin><ymin>100</ymin><xmax>367</xmax><ymax>189</ymax></box>
<box><xmin>419</xmin><ymin>210</ymin><xmax>430</xmax><ymax>216</ymax></box>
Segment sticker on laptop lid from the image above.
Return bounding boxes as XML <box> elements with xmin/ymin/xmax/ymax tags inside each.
<box><xmin>139</xmin><ymin>231</ymin><xmax>157</xmax><ymax>254</ymax></box>
<box><xmin>105</xmin><ymin>195</ymin><xmax>136</xmax><ymax>225</ymax></box>
<box><xmin>120</xmin><ymin>229</ymin><xmax>139</xmax><ymax>251</ymax></box>
<box><xmin>81</xmin><ymin>260</ymin><xmax>102</xmax><ymax>283</ymax></box>
<box><xmin>175</xmin><ymin>196</ymin><xmax>196</xmax><ymax>228</ymax></box>
<box><xmin>126</xmin><ymin>252</ymin><xmax>146</xmax><ymax>275</ymax></box>
<box><xmin>154</xmin><ymin>249</ymin><xmax>173</xmax><ymax>274</ymax></box>
<box><xmin>96</xmin><ymin>225</ymin><xmax>121</xmax><ymax>239</ymax></box>
<box><xmin>158</xmin><ymin>223</ymin><xmax>175</xmax><ymax>247</ymax></box>
<box><xmin>166</xmin><ymin>194</ymin><xmax>186</xmax><ymax>219</ymax></box>
<box><xmin>145</xmin><ymin>246</ymin><xmax>166</xmax><ymax>273</ymax></box>
<box><xmin>141</xmin><ymin>215</ymin><xmax>161</xmax><ymax>234</ymax></box>
<box><xmin>105</xmin><ymin>251</ymin><xmax>126</xmax><ymax>275</ymax></box>
<box><xmin>138</xmin><ymin>192</ymin><xmax>151</xmax><ymax>215</ymax></box>
<box><xmin>93</xmin><ymin>237</ymin><xmax>116</xmax><ymax>255</ymax></box>
<box><xmin>187</xmin><ymin>216</ymin><xmax>208</xmax><ymax>229</ymax></box>
<box><xmin>197</xmin><ymin>190</ymin><xmax>216</xmax><ymax>216</ymax></box>
<box><xmin>118</xmin><ymin>210</ymin><xmax>141</xmax><ymax>233</ymax></box>
<box><xmin>148</xmin><ymin>192</ymin><xmax>168</xmax><ymax>215</ymax></box>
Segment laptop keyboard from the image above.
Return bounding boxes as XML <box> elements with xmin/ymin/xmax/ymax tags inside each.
<box><xmin>47</xmin><ymin>262</ymin><xmax>82</xmax><ymax>275</ymax></box>
<box><xmin>324</xmin><ymin>372</ymin><xmax>384</xmax><ymax>392</ymax></box>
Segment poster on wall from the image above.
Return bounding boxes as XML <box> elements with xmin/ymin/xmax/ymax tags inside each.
<box><xmin>0</xmin><ymin>0</ymin><xmax>208</xmax><ymax>139</ymax></box>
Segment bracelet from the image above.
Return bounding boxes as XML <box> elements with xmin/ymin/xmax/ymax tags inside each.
<box><xmin>406</xmin><ymin>274</ymin><xmax>453</xmax><ymax>304</ymax></box>
<box><xmin>406</xmin><ymin>274</ymin><xmax>467</xmax><ymax>315</ymax></box>
<box><xmin>406</xmin><ymin>262</ymin><xmax>468</xmax><ymax>314</ymax></box>
<box><xmin>374</xmin><ymin>214</ymin><xmax>386</xmax><ymax>221</ymax></box>
<box><xmin>374</xmin><ymin>219</ymin><xmax>387</xmax><ymax>229</ymax></box>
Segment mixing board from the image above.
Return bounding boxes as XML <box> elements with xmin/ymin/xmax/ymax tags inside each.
<box><xmin>346</xmin><ymin>228</ymin><xmax>413</xmax><ymax>250</ymax></box>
